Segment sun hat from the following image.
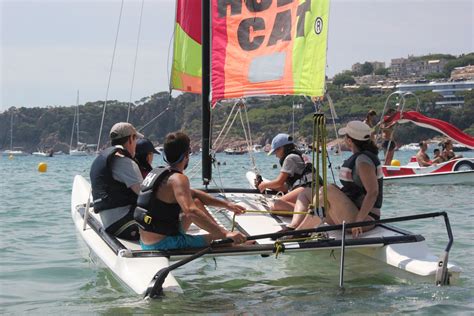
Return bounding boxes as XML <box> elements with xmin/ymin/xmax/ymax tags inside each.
<box><xmin>338</xmin><ymin>121</ymin><xmax>371</xmax><ymax>141</ymax></box>
<box><xmin>136</xmin><ymin>138</ymin><xmax>160</xmax><ymax>155</ymax></box>
<box><xmin>268</xmin><ymin>133</ymin><xmax>294</xmax><ymax>155</ymax></box>
<box><xmin>109</xmin><ymin>122</ymin><xmax>144</xmax><ymax>140</ymax></box>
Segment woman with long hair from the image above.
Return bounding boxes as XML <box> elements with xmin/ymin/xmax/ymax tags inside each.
<box><xmin>291</xmin><ymin>121</ymin><xmax>383</xmax><ymax>238</ymax></box>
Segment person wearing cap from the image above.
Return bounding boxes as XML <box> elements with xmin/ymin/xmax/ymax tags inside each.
<box><xmin>290</xmin><ymin>121</ymin><xmax>383</xmax><ymax>238</ymax></box>
<box><xmin>135</xmin><ymin>131</ymin><xmax>247</xmax><ymax>251</ymax></box>
<box><xmin>257</xmin><ymin>133</ymin><xmax>314</xmax><ymax>214</ymax></box>
<box><xmin>135</xmin><ymin>138</ymin><xmax>160</xmax><ymax>178</ymax></box>
<box><xmin>90</xmin><ymin>122</ymin><xmax>144</xmax><ymax>241</ymax></box>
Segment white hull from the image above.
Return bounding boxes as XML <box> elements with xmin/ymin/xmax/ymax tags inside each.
<box><xmin>69</xmin><ymin>150</ymin><xmax>88</xmax><ymax>156</ymax></box>
<box><xmin>72</xmin><ymin>173</ymin><xmax>461</xmax><ymax>296</ymax></box>
<box><xmin>384</xmin><ymin>170</ymin><xmax>474</xmax><ymax>185</ymax></box>
<box><xmin>2</xmin><ymin>150</ymin><xmax>29</xmax><ymax>156</ymax></box>
<box><xmin>71</xmin><ymin>175</ymin><xmax>182</xmax><ymax>295</ymax></box>
<box><xmin>32</xmin><ymin>152</ymin><xmax>49</xmax><ymax>157</ymax></box>
<box><xmin>383</xmin><ymin>158</ymin><xmax>474</xmax><ymax>185</ymax></box>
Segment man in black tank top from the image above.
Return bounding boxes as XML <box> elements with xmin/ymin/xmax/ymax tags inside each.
<box><xmin>137</xmin><ymin>132</ymin><xmax>247</xmax><ymax>251</ymax></box>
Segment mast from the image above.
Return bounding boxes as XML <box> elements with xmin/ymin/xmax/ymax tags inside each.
<box><xmin>76</xmin><ymin>90</ymin><xmax>80</xmax><ymax>146</ymax></box>
<box><xmin>201</xmin><ymin>0</ymin><xmax>211</xmax><ymax>186</ymax></box>
<box><xmin>10</xmin><ymin>112</ymin><xmax>13</xmax><ymax>151</ymax></box>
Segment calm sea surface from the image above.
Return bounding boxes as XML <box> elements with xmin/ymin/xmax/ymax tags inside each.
<box><xmin>1</xmin><ymin>150</ymin><xmax>473</xmax><ymax>314</ymax></box>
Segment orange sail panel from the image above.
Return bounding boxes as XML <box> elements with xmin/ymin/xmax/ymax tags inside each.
<box><xmin>211</xmin><ymin>0</ymin><xmax>330</xmax><ymax>104</ymax></box>
<box><xmin>171</xmin><ymin>0</ymin><xmax>202</xmax><ymax>93</ymax></box>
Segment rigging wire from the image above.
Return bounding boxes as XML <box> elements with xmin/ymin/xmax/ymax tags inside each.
<box><xmin>127</xmin><ymin>0</ymin><xmax>146</xmax><ymax>123</ymax></box>
<box><xmin>96</xmin><ymin>0</ymin><xmax>125</xmax><ymax>152</ymax></box>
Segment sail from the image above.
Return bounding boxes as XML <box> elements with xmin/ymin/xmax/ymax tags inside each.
<box><xmin>171</xmin><ymin>0</ymin><xmax>202</xmax><ymax>93</ymax></box>
<box><xmin>391</xmin><ymin>111</ymin><xmax>474</xmax><ymax>149</ymax></box>
<box><xmin>171</xmin><ymin>0</ymin><xmax>330</xmax><ymax>103</ymax></box>
<box><xmin>211</xmin><ymin>0</ymin><xmax>330</xmax><ymax>104</ymax></box>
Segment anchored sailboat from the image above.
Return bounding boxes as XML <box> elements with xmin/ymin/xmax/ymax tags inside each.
<box><xmin>71</xmin><ymin>0</ymin><xmax>461</xmax><ymax>298</ymax></box>
<box><xmin>2</xmin><ymin>112</ymin><xmax>28</xmax><ymax>156</ymax></box>
<box><xmin>69</xmin><ymin>91</ymin><xmax>88</xmax><ymax>156</ymax></box>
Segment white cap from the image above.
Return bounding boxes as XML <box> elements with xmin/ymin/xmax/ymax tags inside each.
<box><xmin>338</xmin><ymin>121</ymin><xmax>371</xmax><ymax>141</ymax></box>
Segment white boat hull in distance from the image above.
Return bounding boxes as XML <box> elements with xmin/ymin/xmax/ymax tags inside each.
<box><xmin>2</xmin><ymin>150</ymin><xmax>29</xmax><ymax>156</ymax></box>
<box><xmin>69</xmin><ymin>150</ymin><xmax>88</xmax><ymax>156</ymax></box>
<box><xmin>383</xmin><ymin>158</ymin><xmax>474</xmax><ymax>185</ymax></box>
<box><xmin>71</xmin><ymin>175</ymin><xmax>182</xmax><ymax>295</ymax></box>
<box><xmin>243</xmin><ymin>171</ymin><xmax>461</xmax><ymax>280</ymax></box>
<box><xmin>32</xmin><ymin>152</ymin><xmax>49</xmax><ymax>157</ymax></box>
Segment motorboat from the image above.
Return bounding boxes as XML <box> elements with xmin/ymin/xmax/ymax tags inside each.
<box><xmin>383</xmin><ymin>157</ymin><xmax>474</xmax><ymax>185</ymax></box>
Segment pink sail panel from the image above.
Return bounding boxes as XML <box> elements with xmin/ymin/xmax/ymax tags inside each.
<box><xmin>391</xmin><ymin>111</ymin><xmax>474</xmax><ymax>149</ymax></box>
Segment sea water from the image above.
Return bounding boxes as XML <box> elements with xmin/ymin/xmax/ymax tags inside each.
<box><xmin>0</xmin><ymin>150</ymin><xmax>473</xmax><ymax>314</ymax></box>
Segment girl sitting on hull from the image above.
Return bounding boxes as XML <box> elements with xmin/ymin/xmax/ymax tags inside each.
<box><xmin>257</xmin><ymin>133</ymin><xmax>314</xmax><ymax>213</ymax></box>
<box><xmin>288</xmin><ymin>121</ymin><xmax>383</xmax><ymax>238</ymax></box>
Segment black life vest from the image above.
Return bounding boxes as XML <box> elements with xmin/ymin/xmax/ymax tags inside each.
<box><xmin>90</xmin><ymin>146</ymin><xmax>138</xmax><ymax>212</ymax></box>
<box><xmin>134</xmin><ymin>166</ymin><xmax>182</xmax><ymax>235</ymax></box>
<box><xmin>280</xmin><ymin>150</ymin><xmax>320</xmax><ymax>189</ymax></box>
<box><xmin>339</xmin><ymin>151</ymin><xmax>383</xmax><ymax>208</ymax></box>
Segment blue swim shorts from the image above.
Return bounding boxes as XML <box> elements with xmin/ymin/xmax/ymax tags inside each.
<box><xmin>140</xmin><ymin>231</ymin><xmax>207</xmax><ymax>251</ymax></box>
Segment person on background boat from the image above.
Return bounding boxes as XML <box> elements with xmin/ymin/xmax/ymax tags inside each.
<box><xmin>287</xmin><ymin>121</ymin><xmax>383</xmax><ymax>239</ymax></box>
<box><xmin>416</xmin><ymin>141</ymin><xmax>434</xmax><ymax>167</ymax></box>
<box><xmin>135</xmin><ymin>138</ymin><xmax>159</xmax><ymax>178</ymax></box>
<box><xmin>90</xmin><ymin>122</ymin><xmax>144</xmax><ymax>241</ymax></box>
<box><xmin>380</xmin><ymin>108</ymin><xmax>398</xmax><ymax>165</ymax></box>
<box><xmin>135</xmin><ymin>131</ymin><xmax>247</xmax><ymax>251</ymax></box>
<box><xmin>432</xmin><ymin>148</ymin><xmax>445</xmax><ymax>164</ymax></box>
<box><xmin>257</xmin><ymin>133</ymin><xmax>314</xmax><ymax>213</ymax></box>
<box><xmin>363</xmin><ymin>110</ymin><xmax>378</xmax><ymax>141</ymax></box>
<box><xmin>442</xmin><ymin>139</ymin><xmax>463</xmax><ymax>161</ymax></box>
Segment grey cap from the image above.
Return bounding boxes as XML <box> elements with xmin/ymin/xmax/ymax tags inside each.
<box><xmin>109</xmin><ymin>122</ymin><xmax>144</xmax><ymax>140</ymax></box>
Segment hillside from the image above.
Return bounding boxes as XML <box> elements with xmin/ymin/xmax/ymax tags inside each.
<box><xmin>1</xmin><ymin>87</ymin><xmax>473</xmax><ymax>153</ymax></box>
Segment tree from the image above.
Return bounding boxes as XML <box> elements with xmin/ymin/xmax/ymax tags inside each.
<box><xmin>332</xmin><ymin>73</ymin><xmax>356</xmax><ymax>86</ymax></box>
<box><xmin>361</xmin><ymin>62</ymin><xmax>374</xmax><ymax>75</ymax></box>
<box><xmin>374</xmin><ymin>67</ymin><xmax>389</xmax><ymax>76</ymax></box>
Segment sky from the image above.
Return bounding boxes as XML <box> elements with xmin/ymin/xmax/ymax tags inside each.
<box><xmin>1</xmin><ymin>0</ymin><xmax>473</xmax><ymax>110</ymax></box>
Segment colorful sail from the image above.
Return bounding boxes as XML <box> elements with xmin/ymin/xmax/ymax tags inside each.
<box><xmin>171</xmin><ymin>0</ymin><xmax>202</xmax><ymax>93</ymax></box>
<box><xmin>211</xmin><ymin>0</ymin><xmax>330</xmax><ymax>104</ymax></box>
<box><xmin>171</xmin><ymin>0</ymin><xmax>330</xmax><ymax>103</ymax></box>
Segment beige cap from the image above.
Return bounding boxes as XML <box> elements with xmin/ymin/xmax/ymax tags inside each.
<box><xmin>109</xmin><ymin>122</ymin><xmax>144</xmax><ymax>140</ymax></box>
<box><xmin>338</xmin><ymin>121</ymin><xmax>371</xmax><ymax>141</ymax></box>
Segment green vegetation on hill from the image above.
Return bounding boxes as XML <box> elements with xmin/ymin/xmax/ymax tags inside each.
<box><xmin>2</xmin><ymin>86</ymin><xmax>473</xmax><ymax>152</ymax></box>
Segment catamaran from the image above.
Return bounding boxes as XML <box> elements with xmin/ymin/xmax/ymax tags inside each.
<box><xmin>71</xmin><ymin>0</ymin><xmax>461</xmax><ymax>298</ymax></box>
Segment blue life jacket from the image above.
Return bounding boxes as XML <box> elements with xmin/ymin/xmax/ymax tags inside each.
<box><xmin>134</xmin><ymin>166</ymin><xmax>182</xmax><ymax>235</ymax></box>
<box><xmin>90</xmin><ymin>146</ymin><xmax>138</xmax><ymax>212</ymax></box>
<box><xmin>339</xmin><ymin>151</ymin><xmax>383</xmax><ymax>209</ymax></box>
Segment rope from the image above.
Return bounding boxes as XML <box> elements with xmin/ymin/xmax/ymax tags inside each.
<box><xmin>309</xmin><ymin>113</ymin><xmax>329</xmax><ymax>218</ymax></box>
<box><xmin>96</xmin><ymin>0</ymin><xmax>125</xmax><ymax>152</ymax></box>
<box><xmin>127</xmin><ymin>0</ymin><xmax>145</xmax><ymax>123</ymax></box>
<box><xmin>241</xmin><ymin>102</ymin><xmax>259</xmax><ymax>173</ymax></box>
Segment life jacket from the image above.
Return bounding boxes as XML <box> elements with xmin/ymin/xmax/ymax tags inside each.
<box><xmin>339</xmin><ymin>151</ymin><xmax>383</xmax><ymax>209</ymax></box>
<box><xmin>280</xmin><ymin>150</ymin><xmax>320</xmax><ymax>189</ymax></box>
<box><xmin>90</xmin><ymin>146</ymin><xmax>138</xmax><ymax>212</ymax></box>
<box><xmin>134</xmin><ymin>166</ymin><xmax>182</xmax><ymax>235</ymax></box>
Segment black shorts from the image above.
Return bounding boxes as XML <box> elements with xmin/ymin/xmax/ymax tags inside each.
<box><xmin>382</xmin><ymin>140</ymin><xmax>396</xmax><ymax>151</ymax></box>
<box><xmin>105</xmin><ymin>209</ymin><xmax>139</xmax><ymax>241</ymax></box>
